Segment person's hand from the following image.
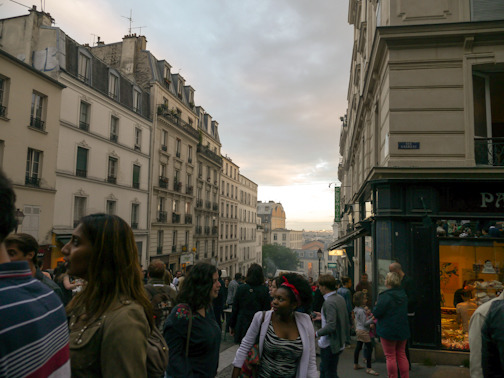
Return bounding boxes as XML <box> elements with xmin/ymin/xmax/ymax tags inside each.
<box><xmin>231</xmin><ymin>366</ymin><xmax>241</xmax><ymax>378</ymax></box>
<box><xmin>229</xmin><ymin>328</ymin><xmax>235</xmax><ymax>336</ymax></box>
<box><xmin>312</xmin><ymin>311</ymin><xmax>321</xmax><ymax>321</ymax></box>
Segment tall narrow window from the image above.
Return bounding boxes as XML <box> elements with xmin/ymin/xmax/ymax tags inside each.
<box><xmin>78</xmin><ymin>52</ymin><xmax>91</xmax><ymax>83</ymax></box>
<box><xmin>132</xmin><ymin>164</ymin><xmax>140</xmax><ymax>189</ymax></box>
<box><xmin>133</xmin><ymin>89</ymin><xmax>141</xmax><ymax>113</ymax></box>
<box><xmin>110</xmin><ymin>116</ymin><xmax>119</xmax><ymax>142</ymax></box>
<box><xmin>188</xmin><ymin>145</ymin><xmax>193</xmax><ymax>163</ymax></box>
<box><xmin>76</xmin><ymin>147</ymin><xmax>88</xmax><ymax>177</ymax></box>
<box><xmin>157</xmin><ymin>230</ymin><xmax>164</xmax><ymax>254</ymax></box>
<box><xmin>131</xmin><ymin>203</ymin><xmax>139</xmax><ymax>229</ymax></box>
<box><xmin>172</xmin><ymin>230</ymin><xmax>178</xmax><ymax>252</ymax></box>
<box><xmin>30</xmin><ymin>92</ymin><xmax>45</xmax><ymax>130</ymax></box>
<box><xmin>0</xmin><ymin>77</ymin><xmax>7</xmax><ymax>117</ymax></box>
<box><xmin>161</xmin><ymin>130</ymin><xmax>168</xmax><ymax>151</ymax></box>
<box><xmin>106</xmin><ymin>200</ymin><xmax>116</xmax><ymax>215</ymax></box>
<box><xmin>79</xmin><ymin>101</ymin><xmax>90</xmax><ymax>131</ymax></box>
<box><xmin>135</xmin><ymin>128</ymin><xmax>142</xmax><ymax>150</ymax></box>
<box><xmin>107</xmin><ymin>157</ymin><xmax>118</xmax><ymax>184</ymax></box>
<box><xmin>176</xmin><ymin>139</ymin><xmax>181</xmax><ymax>158</ymax></box>
<box><xmin>26</xmin><ymin>148</ymin><xmax>42</xmax><ymax>187</ymax></box>
<box><xmin>73</xmin><ymin>196</ymin><xmax>86</xmax><ymax>227</ymax></box>
<box><xmin>108</xmin><ymin>72</ymin><xmax>119</xmax><ymax>99</ymax></box>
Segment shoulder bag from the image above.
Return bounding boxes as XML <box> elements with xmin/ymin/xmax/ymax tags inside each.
<box><xmin>239</xmin><ymin>311</ymin><xmax>266</xmax><ymax>378</ymax></box>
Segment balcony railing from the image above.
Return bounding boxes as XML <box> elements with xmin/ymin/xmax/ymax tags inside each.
<box><xmin>197</xmin><ymin>144</ymin><xmax>223</xmax><ymax>166</ymax></box>
<box><xmin>159</xmin><ymin>176</ymin><xmax>169</xmax><ymax>188</ymax></box>
<box><xmin>0</xmin><ymin>105</ymin><xmax>6</xmax><ymax>117</ymax></box>
<box><xmin>172</xmin><ymin>245</ymin><xmax>176</xmax><ymax>252</ymax></box>
<box><xmin>204</xmin><ymin>226</ymin><xmax>211</xmax><ymax>235</ymax></box>
<box><xmin>212</xmin><ymin>226</ymin><xmax>218</xmax><ymax>235</ymax></box>
<box><xmin>185</xmin><ymin>215</ymin><xmax>193</xmax><ymax>224</ymax></box>
<box><xmin>196</xmin><ymin>199</ymin><xmax>203</xmax><ymax>208</ymax></box>
<box><xmin>196</xmin><ymin>226</ymin><xmax>202</xmax><ymax>235</ymax></box>
<box><xmin>205</xmin><ymin>200</ymin><xmax>211</xmax><ymax>209</ymax></box>
<box><xmin>186</xmin><ymin>186</ymin><xmax>194</xmax><ymax>195</ymax></box>
<box><xmin>110</xmin><ymin>134</ymin><xmax>118</xmax><ymax>143</ymax></box>
<box><xmin>157</xmin><ymin>246</ymin><xmax>163</xmax><ymax>254</ymax></box>
<box><xmin>76</xmin><ymin>169</ymin><xmax>87</xmax><ymax>178</ymax></box>
<box><xmin>107</xmin><ymin>175</ymin><xmax>117</xmax><ymax>184</ymax></box>
<box><xmin>30</xmin><ymin>116</ymin><xmax>45</xmax><ymax>131</ymax></box>
<box><xmin>475</xmin><ymin>137</ymin><xmax>504</xmax><ymax>166</ymax></box>
<box><xmin>131</xmin><ymin>222</ymin><xmax>138</xmax><ymax>229</ymax></box>
<box><xmin>172</xmin><ymin>213</ymin><xmax>181</xmax><ymax>223</ymax></box>
<box><xmin>212</xmin><ymin>203</ymin><xmax>219</xmax><ymax>211</ymax></box>
<box><xmin>174</xmin><ymin>181</ymin><xmax>182</xmax><ymax>192</ymax></box>
<box><xmin>79</xmin><ymin>121</ymin><xmax>89</xmax><ymax>131</ymax></box>
<box><xmin>161</xmin><ymin>145</ymin><xmax>168</xmax><ymax>151</ymax></box>
<box><xmin>157</xmin><ymin>107</ymin><xmax>200</xmax><ymax>140</ymax></box>
<box><xmin>157</xmin><ymin>211</ymin><xmax>167</xmax><ymax>223</ymax></box>
<box><xmin>25</xmin><ymin>175</ymin><xmax>40</xmax><ymax>187</ymax></box>
<box><xmin>132</xmin><ymin>182</ymin><xmax>140</xmax><ymax>189</ymax></box>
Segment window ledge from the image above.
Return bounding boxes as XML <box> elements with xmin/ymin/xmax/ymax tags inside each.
<box><xmin>27</xmin><ymin>125</ymin><xmax>48</xmax><ymax>135</ymax></box>
<box><xmin>0</xmin><ymin>115</ymin><xmax>9</xmax><ymax>121</ymax></box>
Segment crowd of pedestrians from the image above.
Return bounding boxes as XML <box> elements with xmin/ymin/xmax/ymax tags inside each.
<box><xmin>0</xmin><ymin>164</ymin><xmax>502</xmax><ymax>377</ymax></box>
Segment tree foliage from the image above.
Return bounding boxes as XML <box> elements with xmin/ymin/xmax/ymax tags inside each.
<box><xmin>262</xmin><ymin>244</ymin><xmax>300</xmax><ymax>276</ymax></box>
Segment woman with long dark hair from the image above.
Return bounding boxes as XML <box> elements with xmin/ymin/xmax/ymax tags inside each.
<box><xmin>62</xmin><ymin>213</ymin><xmax>153</xmax><ymax>377</ymax></box>
<box><xmin>163</xmin><ymin>262</ymin><xmax>222</xmax><ymax>377</ymax></box>
<box><xmin>229</xmin><ymin>263</ymin><xmax>271</xmax><ymax>344</ymax></box>
<box><xmin>232</xmin><ymin>274</ymin><xmax>317</xmax><ymax>377</ymax></box>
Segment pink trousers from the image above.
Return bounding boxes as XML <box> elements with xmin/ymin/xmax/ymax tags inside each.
<box><xmin>380</xmin><ymin>338</ymin><xmax>409</xmax><ymax>378</ymax></box>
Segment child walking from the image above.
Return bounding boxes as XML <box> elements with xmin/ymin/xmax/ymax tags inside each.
<box><xmin>354</xmin><ymin>291</ymin><xmax>379</xmax><ymax>375</ymax></box>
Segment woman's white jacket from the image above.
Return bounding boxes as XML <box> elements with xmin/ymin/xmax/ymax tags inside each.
<box><xmin>232</xmin><ymin>310</ymin><xmax>318</xmax><ymax>378</ymax></box>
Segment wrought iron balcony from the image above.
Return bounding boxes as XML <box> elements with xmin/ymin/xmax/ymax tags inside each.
<box><xmin>196</xmin><ymin>199</ymin><xmax>203</xmax><ymax>208</ymax></box>
<box><xmin>159</xmin><ymin>176</ymin><xmax>168</xmax><ymax>188</ymax></box>
<box><xmin>172</xmin><ymin>245</ymin><xmax>176</xmax><ymax>252</ymax></box>
<box><xmin>76</xmin><ymin>169</ymin><xmax>87</xmax><ymax>178</ymax></box>
<box><xmin>79</xmin><ymin>121</ymin><xmax>89</xmax><ymax>131</ymax></box>
<box><xmin>186</xmin><ymin>186</ymin><xmax>194</xmax><ymax>195</ymax></box>
<box><xmin>107</xmin><ymin>175</ymin><xmax>117</xmax><ymax>184</ymax></box>
<box><xmin>110</xmin><ymin>134</ymin><xmax>118</xmax><ymax>143</ymax></box>
<box><xmin>174</xmin><ymin>181</ymin><xmax>182</xmax><ymax>192</ymax></box>
<box><xmin>204</xmin><ymin>226</ymin><xmax>211</xmax><ymax>235</ymax></box>
<box><xmin>157</xmin><ymin>246</ymin><xmax>163</xmax><ymax>254</ymax></box>
<box><xmin>132</xmin><ymin>182</ymin><xmax>140</xmax><ymax>189</ymax></box>
<box><xmin>475</xmin><ymin>137</ymin><xmax>504</xmax><ymax>166</ymax></box>
<box><xmin>212</xmin><ymin>203</ymin><xmax>219</xmax><ymax>211</ymax></box>
<box><xmin>172</xmin><ymin>213</ymin><xmax>181</xmax><ymax>223</ymax></box>
<box><xmin>197</xmin><ymin>144</ymin><xmax>223</xmax><ymax>167</ymax></box>
<box><xmin>185</xmin><ymin>215</ymin><xmax>192</xmax><ymax>224</ymax></box>
<box><xmin>212</xmin><ymin>226</ymin><xmax>218</xmax><ymax>235</ymax></box>
<box><xmin>157</xmin><ymin>108</ymin><xmax>200</xmax><ymax>140</ymax></box>
<box><xmin>205</xmin><ymin>200</ymin><xmax>211</xmax><ymax>209</ymax></box>
<box><xmin>131</xmin><ymin>222</ymin><xmax>138</xmax><ymax>229</ymax></box>
<box><xmin>30</xmin><ymin>116</ymin><xmax>45</xmax><ymax>131</ymax></box>
<box><xmin>157</xmin><ymin>211</ymin><xmax>167</xmax><ymax>223</ymax></box>
<box><xmin>196</xmin><ymin>226</ymin><xmax>202</xmax><ymax>235</ymax></box>
<box><xmin>25</xmin><ymin>176</ymin><xmax>40</xmax><ymax>187</ymax></box>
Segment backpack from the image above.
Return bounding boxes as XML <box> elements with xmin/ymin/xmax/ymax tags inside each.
<box><xmin>145</xmin><ymin>284</ymin><xmax>174</xmax><ymax>329</ymax></box>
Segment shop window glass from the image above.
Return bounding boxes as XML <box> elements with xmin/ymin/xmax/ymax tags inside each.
<box><xmin>439</xmin><ymin>219</ymin><xmax>504</xmax><ymax>351</ymax></box>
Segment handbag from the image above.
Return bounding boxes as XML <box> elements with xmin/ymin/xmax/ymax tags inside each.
<box><xmin>239</xmin><ymin>311</ymin><xmax>266</xmax><ymax>378</ymax></box>
<box><xmin>146</xmin><ymin>325</ymin><xmax>169</xmax><ymax>378</ymax></box>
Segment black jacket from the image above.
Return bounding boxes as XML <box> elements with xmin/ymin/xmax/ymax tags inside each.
<box><xmin>373</xmin><ymin>287</ymin><xmax>410</xmax><ymax>341</ymax></box>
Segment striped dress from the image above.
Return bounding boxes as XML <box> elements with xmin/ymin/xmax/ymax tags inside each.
<box><xmin>259</xmin><ymin>322</ymin><xmax>303</xmax><ymax>378</ymax></box>
<box><xmin>0</xmin><ymin>261</ymin><xmax>70</xmax><ymax>377</ymax></box>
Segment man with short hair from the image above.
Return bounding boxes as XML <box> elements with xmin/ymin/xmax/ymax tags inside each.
<box><xmin>337</xmin><ymin>276</ymin><xmax>353</xmax><ymax>325</ymax></box>
<box><xmin>0</xmin><ymin>170</ymin><xmax>70</xmax><ymax>377</ymax></box>
<box><xmin>145</xmin><ymin>259</ymin><xmax>177</xmax><ymax>329</ymax></box>
<box><xmin>5</xmin><ymin>232</ymin><xmax>64</xmax><ymax>301</ymax></box>
<box><xmin>314</xmin><ymin>274</ymin><xmax>350</xmax><ymax>378</ymax></box>
<box><xmin>226</xmin><ymin>272</ymin><xmax>243</xmax><ymax>306</ymax></box>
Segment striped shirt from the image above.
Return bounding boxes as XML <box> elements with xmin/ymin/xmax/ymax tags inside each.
<box><xmin>259</xmin><ymin>322</ymin><xmax>303</xmax><ymax>378</ymax></box>
<box><xmin>0</xmin><ymin>261</ymin><xmax>70</xmax><ymax>377</ymax></box>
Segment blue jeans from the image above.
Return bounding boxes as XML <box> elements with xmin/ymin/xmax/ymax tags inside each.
<box><xmin>320</xmin><ymin>347</ymin><xmax>342</xmax><ymax>378</ymax></box>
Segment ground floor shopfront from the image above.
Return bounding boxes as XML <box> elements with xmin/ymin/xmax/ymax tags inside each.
<box><xmin>339</xmin><ymin>177</ymin><xmax>504</xmax><ymax>353</ymax></box>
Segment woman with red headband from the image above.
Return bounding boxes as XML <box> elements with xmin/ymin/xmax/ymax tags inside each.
<box><xmin>232</xmin><ymin>273</ymin><xmax>317</xmax><ymax>378</ymax></box>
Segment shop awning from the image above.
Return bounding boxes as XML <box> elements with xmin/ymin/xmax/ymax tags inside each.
<box><xmin>329</xmin><ymin>219</ymin><xmax>372</xmax><ymax>250</ymax></box>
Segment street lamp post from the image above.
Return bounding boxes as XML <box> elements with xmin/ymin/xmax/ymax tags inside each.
<box><xmin>317</xmin><ymin>248</ymin><xmax>323</xmax><ymax>279</ymax></box>
<box><xmin>15</xmin><ymin>209</ymin><xmax>25</xmax><ymax>233</ymax></box>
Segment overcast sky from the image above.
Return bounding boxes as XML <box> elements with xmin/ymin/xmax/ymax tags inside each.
<box><xmin>3</xmin><ymin>0</ymin><xmax>353</xmax><ymax>231</ymax></box>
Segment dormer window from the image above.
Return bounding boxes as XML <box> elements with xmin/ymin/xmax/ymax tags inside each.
<box><xmin>163</xmin><ymin>64</ymin><xmax>171</xmax><ymax>84</ymax></box>
<box><xmin>133</xmin><ymin>87</ymin><xmax>141</xmax><ymax>114</ymax></box>
<box><xmin>78</xmin><ymin>49</ymin><xmax>92</xmax><ymax>83</ymax></box>
<box><xmin>108</xmin><ymin>70</ymin><xmax>119</xmax><ymax>100</ymax></box>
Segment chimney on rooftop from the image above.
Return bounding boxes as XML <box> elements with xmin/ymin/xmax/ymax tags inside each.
<box><xmin>96</xmin><ymin>36</ymin><xmax>104</xmax><ymax>46</ymax></box>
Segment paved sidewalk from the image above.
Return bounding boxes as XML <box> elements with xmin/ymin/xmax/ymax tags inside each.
<box><xmin>217</xmin><ymin>341</ymin><xmax>471</xmax><ymax>377</ymax></box>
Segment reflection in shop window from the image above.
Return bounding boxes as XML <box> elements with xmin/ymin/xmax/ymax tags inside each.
<box><xmin>439</xmin><ymin>221</ymin><xmax>503</xmax><ymax>351</ymax></box>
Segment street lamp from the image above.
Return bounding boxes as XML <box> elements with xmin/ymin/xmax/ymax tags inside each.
<box><xmin>317</xmin><ymin>248</ymin><xmax>323</xmax><ymax>279</ymax></box>
<box><xmin>15</xmin><ymin>209</ymin><xmax>25</xmax><ymax>233</ymax></box>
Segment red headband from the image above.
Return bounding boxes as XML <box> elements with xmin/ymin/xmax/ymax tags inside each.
<box><xmin>281</xmin><ymin>276</ymin><xmax>301</xmax><ymax>306</ymax></box>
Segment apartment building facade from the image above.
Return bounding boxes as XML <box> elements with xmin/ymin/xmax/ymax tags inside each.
<box><xmin>334</xmin><ymin>0</ymin><xmax>504</xmax><ymax>355</ymax></box>
<box><xmin>219</xmin><ymin>156</ymin><xmax>240</xmax><ymax>276</ymax></box>
<box><xmin>238</xmin><ymin>174</ymin><xmax>260</xmax><ymax>274</ymax></box>
<box><xmin>0</xmin><ymin>49</ymin><xmax>64</xmax><ymax>254</ymax></box>
<box><xmin>0</xmin><ymin>9</ymin><xmax>152</xmax><ymax>266</ymax></box>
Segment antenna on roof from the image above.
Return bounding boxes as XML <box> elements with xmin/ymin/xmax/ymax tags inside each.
<box><xmin>121</xmin><ymin>9</ymin><xmax>133</xmax><ymax>34</ymax></box>
<box><xmin>91</xmin><ymin>33</ymin><xmax>98</xmax><ymax>46</ymax></box>
<box><xmin>132</xmin><ymin>26</ymin><xmax>147</xmax><ymax>35</ymax></box>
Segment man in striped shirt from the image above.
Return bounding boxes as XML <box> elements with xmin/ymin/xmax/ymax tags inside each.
<box><xmin>0</xmin><ymin>170</ymin><xmax>70</xmax><ymax>377</ymax></box>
